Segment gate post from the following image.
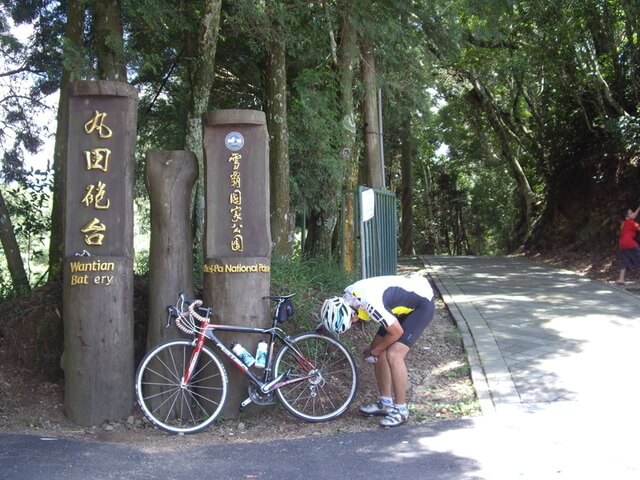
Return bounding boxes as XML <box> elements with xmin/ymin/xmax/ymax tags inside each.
<box><xmin>202</xmin><ymin>110</ymin><xmax>271</xmax><ymax>417</ymax></box>
<box><xmin>62</xmin><ymin>80</ymin><xmax>138</xmax><ymax>426</ymax></box>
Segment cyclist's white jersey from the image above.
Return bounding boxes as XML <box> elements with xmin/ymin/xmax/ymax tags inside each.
<box><xmin>343</xmin><ymin>274</ymin><xmax>434</xmax><ymax>329</ymax></box>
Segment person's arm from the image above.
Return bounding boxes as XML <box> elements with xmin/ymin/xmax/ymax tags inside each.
<box><xmin>370</xmin><ymin>321</ymin><xmax>404</xmax><ymax>356</ymax></box>
<box><xmin>633</xmin><ymin>206</ymin><xmax>640</xmax><ymax>218</ymax></box>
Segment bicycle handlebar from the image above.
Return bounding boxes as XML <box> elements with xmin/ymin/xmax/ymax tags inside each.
<box><xmin>263</xmin><ymin>293</ymin><xmax>295</xmax><ymax>301</ymax></box>
<box><xmin>171</xmin><ymin>293</ymin><xmax>294</xmax><ymax>335</ymax></box>
<box><xmin>187</xmin><ymin>299</ymin><xmax>209</xmax><ymax>324</ymax></box>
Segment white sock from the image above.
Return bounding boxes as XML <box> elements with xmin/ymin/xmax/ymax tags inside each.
<box><xmin>395</xmin><ymin>403</ymin><xmax>408</xmax><ymax>414</ymax></box>
<box><xmin>379</xmin><ymin>396</ymin><xmax>393</xmax><ymax>406</ymax></box>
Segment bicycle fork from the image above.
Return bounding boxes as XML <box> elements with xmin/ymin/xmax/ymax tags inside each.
<box><xmin>181</xmin><ymin>338</ymin><xmax>206</xmax><ymax>386</ymax></box>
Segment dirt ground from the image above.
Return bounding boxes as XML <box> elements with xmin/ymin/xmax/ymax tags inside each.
<box><xmin>0</xmin><ymin>262</ymin><xmax>477</xmax><ymax>447</ymax></box>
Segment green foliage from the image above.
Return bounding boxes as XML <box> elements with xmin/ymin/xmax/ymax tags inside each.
<box><xmin>3</xmin><ymin>0</ymin><xmax>640</xmax><ymax>282</ymax></box>
<box><xmin>0</xmin><ymin>267</ymin><xmax>13</xmax><ymax>299</ymax></box>
<box><xmin>270</xmin><ymin>256</ymin><xmax>357</xmax><ymax>331</ymax></box>
<box><xmin>289</xmin><ymin>68</ymin><xmax>344</xmax><ymax>215</ymax></box>
<box><xmin>4</xmin><ymin>173</ymin><xmax>51</xmax><ymax>247</ymax></box>
<box><xmin>133</xmin><ymin>247</ymin><xmax>149</xmax><ymax>276</ymax></box>
<box><xmin>610</xmin><ymin>116</ymin><xmax>640</xmax><ymax>158</ymax></box>
<box><xmin>407</xmin><ymin>0</ymin><xmax>640</xmax><ymax>251</ymax></box>
<box><xmin>0</xmin><ymin>171</ymin><xmax>52</xmax><ymax>297</ymax></box>
<box><xmin>436</xmin><ymin>99</ymin><xmax>519</xmax><ymax>254</ymax></box>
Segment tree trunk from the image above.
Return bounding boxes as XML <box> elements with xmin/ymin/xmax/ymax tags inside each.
<box><xmin>337</xmin><ymin>9</ymin><xmax>360</xmax><ymax>273</ymax></box>
<box><xmin>399</xmin><ymin>113</ymin><xmax>414</xmax><ymax>255</ymax></box>
<box><xmin>0</xmin><ymin>189</ymin><xmax>31</xmax><ymax>294</ymax></box>
<box><xmin>421</xmin><ymin>161</ymin><xmax>438</xmax><ymax>254</ymax></box>
<box><xmin>183</xmin><ymin>0</ymin><xmax>223</xmax><ymax>267</ymax></box>
<box><xmin>361</xmin><ymin>35</ymin><xmax>383</xmax><ymax>189</ymax></box>
<box><xmin>266</xmin><ymin>37</ymin><xmax>292</xmax><ymax>258</ymax></box>
<box><xmin>48</xmin><ymin>0</ymin><xmax>85</xmax><ymax>283</ymax></box>
<box><xmin>304</xmin><ymin>210</ymin><xmax>337</xmax><ymax>258</ymax></box>
<box><xmin>93</xmin><ymin>0</ymin><xmax>127</xmax><ymax>81</ymax></box>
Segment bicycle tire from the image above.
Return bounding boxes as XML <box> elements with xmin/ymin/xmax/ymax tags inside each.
<box><xmin>135</xmin><ymin>340</ymin><xmax>228</xmax><ymax>434</ymax></box>
<box><xmin>273</xmin><ymin>332</ymin><xmax>358</xmax><ymax>422</ymax></box>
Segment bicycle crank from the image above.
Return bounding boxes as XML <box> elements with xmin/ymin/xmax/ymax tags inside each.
<box><xmin>248</xmin><ymin>383</ymin><xmax>276</xmax><ymax>405</ymax></box>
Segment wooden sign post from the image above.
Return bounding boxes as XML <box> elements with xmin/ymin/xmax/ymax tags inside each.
<box><xmin>62</xmin><ymin>81</ymin><xmax>138</xmax><ymax>426</ymax></box>
<box><xmin>202</xmin><ymin>110</ymin><xmax>271</xmax><ymax>417</ymax></box>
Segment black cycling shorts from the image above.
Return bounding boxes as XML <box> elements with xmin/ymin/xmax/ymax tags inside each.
<box><xmin>375</xmin><ymin>298</ymin><xmax>435</xmax><ymax>347</ymax></box>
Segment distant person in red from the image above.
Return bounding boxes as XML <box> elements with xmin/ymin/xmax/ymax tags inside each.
<box><xmin>616</xmin><ymin>206</ymin><xmax>640</xmax><ymax>284</ymax></box>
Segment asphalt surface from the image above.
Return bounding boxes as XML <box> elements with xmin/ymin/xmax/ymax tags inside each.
<box><xmin>2</xmin><ymin>255</ymin><xmax>639</xmax><ymax>479</ymax></box>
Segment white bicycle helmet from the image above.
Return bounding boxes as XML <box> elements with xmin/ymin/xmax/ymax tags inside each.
<box><xmin>321</xmin><ymin>296</ymin><xmax>353</xmax><ymax>334</ymax></box>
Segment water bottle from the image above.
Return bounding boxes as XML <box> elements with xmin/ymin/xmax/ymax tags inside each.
<box><xmin>255</xmin><ymin>341</ymin><xmax>268</xmax><ymax>369</ymax></box>
<box><xmin>231</xmin><ymin>342</ymin><xmax>255</xmax><ymax>367</ymax></box>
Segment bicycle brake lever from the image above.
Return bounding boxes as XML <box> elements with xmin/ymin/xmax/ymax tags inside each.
<box><xmin>165</xmin><ymin>306</ymin><xmax>178</xmax><ymax>328</ymax></box>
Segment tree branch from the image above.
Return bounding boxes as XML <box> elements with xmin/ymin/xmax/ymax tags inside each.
<box><xmin>0</xmin><ymin>64</ymin><xmax>30</xmax><ymax>78</ymax></box>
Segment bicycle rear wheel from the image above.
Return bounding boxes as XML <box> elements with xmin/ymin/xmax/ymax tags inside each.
<box><xmin>273</xmin><ymin>333</ymin><xmax>358</xmax><ymax>422</ymax></box>
<box><xmin>135</xmin><ymin>340</ymin><xmax>228</xmax><ymax>434</ymax></box>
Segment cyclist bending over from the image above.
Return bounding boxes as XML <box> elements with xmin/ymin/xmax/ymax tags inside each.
<box><xmin>321</xmin><ymin>273</ymin><xmax>435</xmax><ymax>427</ymax></box>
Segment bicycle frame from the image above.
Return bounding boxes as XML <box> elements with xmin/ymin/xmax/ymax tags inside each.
<box><xmin>180</xmin><ymin>298</ymin><xmax>316</xmax><ymax>403</ymax></box>
<box><xmin>137</xmin><ymin>293</ymin><xmax>359</xmax><ymax>433</ymax></box>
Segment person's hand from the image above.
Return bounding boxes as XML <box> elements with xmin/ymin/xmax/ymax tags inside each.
<box><xmin>362</xmin><ymin>348</ymin><xmax>378</xmax><ymax>364</ymax></box>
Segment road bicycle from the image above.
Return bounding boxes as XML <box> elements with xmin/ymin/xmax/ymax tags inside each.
<box><xmin>135</xmin><ymin>293</ymin><xmax>358</xmax><ymax>434</ymax></box>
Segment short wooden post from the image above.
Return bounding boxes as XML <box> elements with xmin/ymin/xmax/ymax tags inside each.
<box><xmin>145</xmin><ymin>150</ymin><xmax>198</xmax><ymax>348</ymax></box>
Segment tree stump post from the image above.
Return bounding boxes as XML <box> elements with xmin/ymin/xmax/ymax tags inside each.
<box><xmin>145</xmin><ymin>151</ymin><xmax>198</xmax><ymax>348</ymax></box>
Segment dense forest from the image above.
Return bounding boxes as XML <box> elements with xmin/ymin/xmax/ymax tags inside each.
<box><xmin>1</xmin><ymin>0</ymin><xmax>640</xmax><ymax>297</ymax></box>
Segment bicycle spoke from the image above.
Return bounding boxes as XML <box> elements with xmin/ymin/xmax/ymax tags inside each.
<box><xmin>163</xmin><ymin>388</ymin><xmax>184</xmax><ymax>425</ymax></box>
<box><xmin>148</xmin><ymin>387</ymin><xmax>181</xmax><ymax>416</ymax></box>
<box><xmin>141</xmin><ymin>365</ymin><xmax>181</xmax><ymax>386</ymax></box>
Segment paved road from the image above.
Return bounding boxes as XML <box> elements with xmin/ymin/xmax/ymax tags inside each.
<box><xmin>424</xmin><ymin>255</ymin><xmax>640</xmax><ymax>479</ymax></box>
<box><xmin>426</xmin><ymin>255</ymin><xmax>640</xmax><ymax>414</ymax></box>
<box><xmin>2</xmin><ymin>255</ymin><xmax>639</xmax><ymax>479</ymax></box>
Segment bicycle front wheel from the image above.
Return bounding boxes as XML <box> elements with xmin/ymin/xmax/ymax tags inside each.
<box><xmin>135</xmin><ymin>340</ymin><xmax>228</xmax><ymax>434</ymax></box>
<box><xmin>274</xmin><ymin>333</ymin><xmax>358</xmax><ymax>422</ymax></box>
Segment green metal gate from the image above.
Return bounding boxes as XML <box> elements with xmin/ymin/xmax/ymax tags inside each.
<box><xmin>346</xmin><ymin>186</ymin><xmax>397</xmax><ymax>278</ymax></box>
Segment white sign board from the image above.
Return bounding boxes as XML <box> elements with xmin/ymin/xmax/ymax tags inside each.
<box><xmin>361</xmin><ymin>188</ymin><xmax>375</xmax><ymax>222</ymax></box>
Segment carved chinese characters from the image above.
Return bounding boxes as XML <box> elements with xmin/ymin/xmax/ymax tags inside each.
<box><xmin>228</xmin><ymin>152</ymin><xmax>244</xmax><ymax>252</ymax></box>
<box><xmin>64</xmin><ymin>83</ymin><xmax>137</xmax><ymax>264</ymax></box>
<box><xmin>79</xmin><ymin>111</ymin><xmax>112</xmax><ymax>247</ymax></box>
<box><xmin>202</xmin><ymin>111</ymin><xmax>271</xmax><ymax>259</ymax></box>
